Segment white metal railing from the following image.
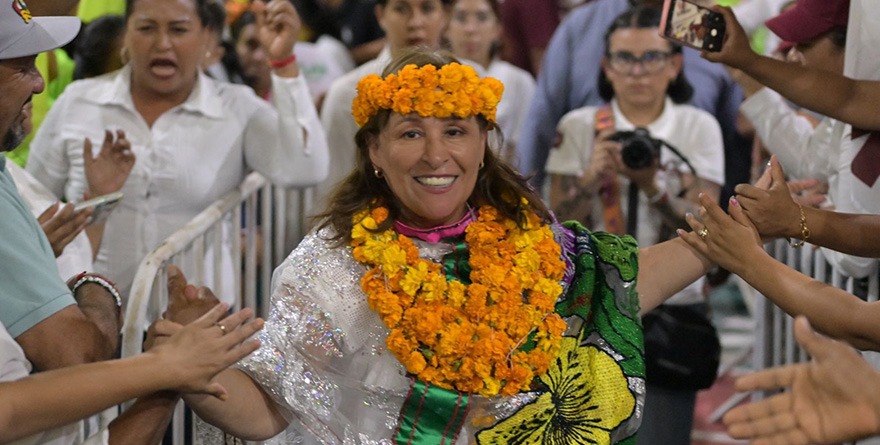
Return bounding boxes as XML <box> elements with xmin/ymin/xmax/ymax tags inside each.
<box><xmin>755</xmin><ymin>240</ymin><xmax>879</xmax><ymax>372</ymax></box>
<box><xmin>117</xmin><ymin>172</ymin><xmax>312</xmax><ymax>445</ymax></box>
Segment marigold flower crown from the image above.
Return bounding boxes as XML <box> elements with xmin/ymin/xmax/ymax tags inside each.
<box><xmin>351</xmin><ymin>62</ymin><xmax>505</xmax><ymax>127</ymax></box>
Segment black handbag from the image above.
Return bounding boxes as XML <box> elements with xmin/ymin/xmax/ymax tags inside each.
<box><xmin>642</xmin><ymin>303</ymin><xmax>721</xmax><ymax>390</ymax></box>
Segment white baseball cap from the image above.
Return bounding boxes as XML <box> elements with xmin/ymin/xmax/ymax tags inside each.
<box><xmin>0</xmin><ymin>0</ymin><xmax>81</xmax><ymax>60</ymax></box>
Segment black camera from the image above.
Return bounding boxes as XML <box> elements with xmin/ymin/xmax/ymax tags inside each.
<box><xmin>609</xmin><ymin>128</ymin><xmax>663</xmax><ymax>170</ymax></box>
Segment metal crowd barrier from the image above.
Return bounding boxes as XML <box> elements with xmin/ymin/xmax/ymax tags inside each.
<box><xmin>118</xmin><ymin>172</ymin><xmax>312</xmax><ymax>445</ymax></box>
<box><xmin>754</xmin><ymin>240</ymin><xmax>879</xmax><ymax>372</ymax></box>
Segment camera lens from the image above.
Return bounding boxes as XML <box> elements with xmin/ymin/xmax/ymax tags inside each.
<box><xmin>615</xmin><ymin>128</ymin><xmax>660</xmax><ymax>169</ymax></box>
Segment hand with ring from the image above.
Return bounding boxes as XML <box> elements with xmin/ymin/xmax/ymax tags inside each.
<box><xmin>215</xmin><ymin>323</ymin><xmax>228</xmax><ymax>335</ymax></box>
<box><xmin>677</xmin><ymin>192</ymin><xmax>764</xmax><ymax>277</ymax></box>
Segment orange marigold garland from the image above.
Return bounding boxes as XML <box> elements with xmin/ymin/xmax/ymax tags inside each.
<box><xmin>351</xmin><ymin>63</ymin><xmax>504</xmax><ymax>127</ymax></box>
<box><xmin>350</xmin><ymin>204</ymin><xmax>568</xmax><ymax>397</ymax></box>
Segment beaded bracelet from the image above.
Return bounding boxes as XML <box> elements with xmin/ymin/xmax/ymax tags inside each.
<box><xmin>789</xmin><ymin>204</ymin><xmax>811</xmax><ymax>248</ymax></box>
<box><xmin>268</xmin><ymin>53</ymin><xmax>296</xmax><ymax>69</ymax></box>
<box><xmin>68</xmin><ymin>272</ymin><xmax>123</xmax><ymax>309</ymax></box>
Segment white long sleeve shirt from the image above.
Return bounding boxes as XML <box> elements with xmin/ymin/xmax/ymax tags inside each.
<box><xmin>740</xmin><ymin>87</ymin><xmax>879</xmax><ymax>278</ymax></box>
<box><xmin>27</xmin><ymin>67</ymin><xmax>330</xmax><ymax>299</ymax></box>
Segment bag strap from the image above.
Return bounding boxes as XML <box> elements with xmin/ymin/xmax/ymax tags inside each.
<box><xmin>594</xmin><ymin>105</ymin><xmax>625</xmax><ymax>235</ymax></box>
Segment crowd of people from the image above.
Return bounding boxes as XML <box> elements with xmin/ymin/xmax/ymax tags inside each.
<box><xmin>3</xmin><ymin>0</ymin><xmax>880</xmax><ymax>444</ymax></box>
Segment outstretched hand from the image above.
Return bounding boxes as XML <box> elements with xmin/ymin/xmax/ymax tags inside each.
<box><xmin>677</xmin><ymin>193</ymin><xmax>764</xmax><ymax>276</ymax></box>
<box><xmin>735</xmin><ymin>155</ymin><xmax>818</xmax><ymax>239</ymax></box>
<box><xmin>700</xmin><ymin>6</ymin><xmax>758</xmax><ymax>70</ymax></box>
<box><xmin>150</xmin><ymin>303</ymin><xmax>264</xmax><ymax>400</ymax></box>
<box><xmin>723</xmin><ymin>317</ymin><xmax>880</xmax><ymax>444</ymax></box>
<box><xmin>38</xmin><ymin>202</ymin><xmax>92</xmax><ymax>257</ymax></box>
<box><xmin>253</xmin><ymin>0</ymin><xmax>301</xmax><ymax>62</ymax></box>
<box><xmin>163</xmin><ymin>265</ymin><xmax>221</xmax><ymax>326</ymax></box>
<box><xmin>84</xmin><ymin>129</ymin><xmax>135</xmax><ymax>198</ymax></box>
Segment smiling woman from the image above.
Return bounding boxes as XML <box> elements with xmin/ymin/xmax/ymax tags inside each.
<box><xmin>183</xmin><ymin>48</ymin><xmax>715</xmax><ymax>444</ymax></box>
<box><xmin>26</xmin><ymin>0</ymin><xmax>329</xmax><ymax>301</ymax></box>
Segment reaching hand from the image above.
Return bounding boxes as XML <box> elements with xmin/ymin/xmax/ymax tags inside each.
<box><xmin>723</xmin><ymin>317</ymin><xmax>880</xmax><ymax>444</ymax></box>
<box><xmin>735</xmin><ymin>155</ymin><xmax>816</xmax><ymax>240</ymax></box>
<box><xmin>163</xmin><ymin>265</ymin><xmax>221</xmax><ymax>326</ymax></box>
<box><xmin>151</xmin><ymin>303</ymin><xmax>264</xmax><ymax>399</ymax></box>
<box><xmin>700</xmin><ymin>6</ymin><xmax>758</xmax><ymax>70</ymax></box>
<box><xmin>38</xmin><ymin>202</ymin><xmax>92</xmax><ymax>257</ymax></box>
<box><xmin>84</xmin><ymin>130</ymin><xmax>135</xmax><ymax>198</ymax></box>
<box><xmin>253</xmin><ymin>0</ymin><xmax>301</xmax><ymax>62</ymax></box>
<box><xmin>677</xmin><ymin>192</ymin><xmax>764</xmax><ymax>276</ymax></box>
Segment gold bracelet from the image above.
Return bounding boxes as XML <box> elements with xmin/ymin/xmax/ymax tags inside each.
<box><xmin>789</xmin><ymin>204</ymin><xmax>811</xmax><ymax>248</ymax></box>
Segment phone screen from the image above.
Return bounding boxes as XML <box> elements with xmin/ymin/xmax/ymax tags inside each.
<box><xmin>660</xmin><ymin>0</ymin><xmax>724</xmax><ymax>51</ymax></box>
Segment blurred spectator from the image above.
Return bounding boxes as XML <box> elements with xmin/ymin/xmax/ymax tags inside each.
<box><xmin>26</xmin><ymin>0</ymin><xmax>329</xmax><ymax>303</ymax></box>
<box><xmin>516</xmin><ymin>0</ymin><xmax>750</xmax><ymax>213</ymax></box>
<box><xmin>295</xmin><ymin>0</ymin><xmax>386</xmax><ymax>65</ymax></box>
<box><xmin>73</xmin><ymin>14</ymin><xmax>126</xmax><ymax>80</ymax></box>
<box><xmin>445</xmin><ymin>0</ymin><xmax>534</xmax><ymax>162</ymax></box>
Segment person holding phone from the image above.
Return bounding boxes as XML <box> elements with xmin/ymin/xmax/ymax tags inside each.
<box><xmin>545</xmin><ymin>6</ymin><xmax>724</xmax><ymax>444</ymax></box>
<box><xmin>26</xmin><ymin>0</ymin><xmax>330</xmax><ymax>304</ymax></box>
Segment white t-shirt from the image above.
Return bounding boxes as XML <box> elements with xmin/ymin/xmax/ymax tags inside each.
<box><xmin>295</xmin><ymin>36</ymin><xmax>356</xmax><ymax>104</ymax></box>
<box><xmin>546</xmin><ymin>97</ymin><xmax>724</xmax><ymax>304</ymax></box>
<box><xmin>485</xmin><ymin>58</ymin><xmax>535</xmax><ymax>158</ymax></box>
<box><xmin>1</xmin><ymin>324</ymin><xmax>108</xmax><ymax>445</ymax></box>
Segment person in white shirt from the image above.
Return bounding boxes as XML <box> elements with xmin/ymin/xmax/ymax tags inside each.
<box><xmin>444</xmin><ymin>0</ymin><xmax>535</xmax><ymax>163</ymax></box>
<box><xmin>316</xmin><ymin>0</ymin><xmax>450</xmax><ymax>211</ymax></box>
<box><xmin>27</xmin><ymin>0</ymin><xmax>330</xmax><ymax>302</ymax></box>
<box><xmin>545</xmin><ymin>6</ymin><xmax>724</xmax><ymax>444</ymax></box>
<box><xmin>709</xmin><ymin>0</ymin><xmax>880</xmax><ymax>280</ymax></box>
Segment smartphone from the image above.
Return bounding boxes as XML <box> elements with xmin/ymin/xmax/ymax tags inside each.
<box><xmin>73</xmin><ymin>191</ymin><xmax>123</xmax><ymax>225</ymax></box>
<box><xmin>659</xmin><ymin>0</ymin><xmax>726</xmax><ymax>52</ymax></box>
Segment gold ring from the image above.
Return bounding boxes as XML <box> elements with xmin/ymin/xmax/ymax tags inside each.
<box><xmin>215</xmin><ymin>323</ymin><xmax>227</xmax><ymax>335</ymax></box>
<box><xmin>698</xmin><ymin>228</ymin><xmax>709</xmax><ymax>240</ymax></box>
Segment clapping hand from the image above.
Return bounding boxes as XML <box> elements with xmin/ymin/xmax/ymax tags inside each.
<box><xmin>723</xmin><ymin>317</ymin><xmax>880</xmax><ymax>444</ymax></box>
<box><xmin>149</xmin><ymin>302</ymin><xmax>263</xmax><ymax>400</ymax></box>
<box><xmin>253</xmin><ymin>0</ymin><xmax>301</xmax><ymax>63</ymax></box>
<box><xmin>38</xmin><ymin>202</ymin><xmax>92</xmax><ymax>257</ymax></box>
<box><xmin>84</xmin><ymin>129</ymin><xmax>135</xmax><ymax>198</ymax></box>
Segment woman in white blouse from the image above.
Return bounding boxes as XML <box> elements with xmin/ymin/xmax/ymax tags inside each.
<box><xmin>444</xmin><ymin>0</ymin><xmax>535</xmax><ymax>163</ymax></box>
<box><xmin>27</xmin><ymin>0</ymin><xmax>330</xmax><ymax>302</ymax></box>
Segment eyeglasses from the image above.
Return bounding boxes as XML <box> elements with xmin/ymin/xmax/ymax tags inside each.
<box><xmin>606</xmin><ymin>50</ymin><xmax>673</xmax><ymax>74</ymax></box>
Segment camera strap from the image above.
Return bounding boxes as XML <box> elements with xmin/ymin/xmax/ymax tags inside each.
<box><xmin>594</xmin><ymin>105</ymin><xmax>626</xmax><ymax>235</ymax></box>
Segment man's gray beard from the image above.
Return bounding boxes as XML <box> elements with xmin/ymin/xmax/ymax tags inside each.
<box><xmin>1</xmin><ymin>124</ymin><xmax>24</xmax><ymax>153</ymax></box>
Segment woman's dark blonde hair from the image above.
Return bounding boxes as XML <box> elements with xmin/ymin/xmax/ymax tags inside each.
<box><xmin>314</xmin><ymin>49</ymin><xmax>551</xmax><ymax>246</ymax></box>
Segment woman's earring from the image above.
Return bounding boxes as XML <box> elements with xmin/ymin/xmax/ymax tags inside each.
<box><xmin>479</xmin><ymin>160</ymin><xmax>485</xmax><ymax>169</ymax></box>
<box><xmin>373</xmin><ymin>167</ymin><xmax>383</xmax><ymax>178</ymax></box>
<box><xmin>119</xmin><ymin>47</ymin><xmax>130</xmax><ymax>64</ymax></box>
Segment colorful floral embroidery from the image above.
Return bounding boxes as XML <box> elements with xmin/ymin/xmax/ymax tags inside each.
<box><xmin>475</xmin><ymin>336</ymin><xmax>636</xmax><ymax>444</ymax></box>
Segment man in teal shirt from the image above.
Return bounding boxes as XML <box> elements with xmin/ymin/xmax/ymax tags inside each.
<box><xmin>0</xmin><ymin>0</ymin><xmax>120</xmax><ymax>371</ymax></box>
